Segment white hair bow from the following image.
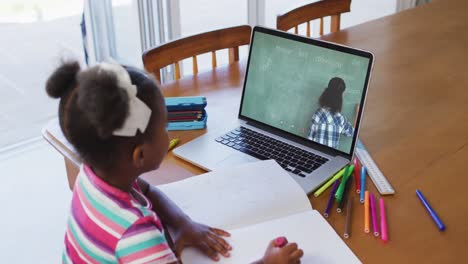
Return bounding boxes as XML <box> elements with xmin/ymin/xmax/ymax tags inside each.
<box><xmin>97</xmin><ymin>62</ymin><xmax>152</xmax><ymax>137</ymax></box>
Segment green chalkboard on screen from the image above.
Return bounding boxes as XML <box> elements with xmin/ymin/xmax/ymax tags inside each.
<box><xmin>241</xmin><ymin>32</ymin><xmax>370</xmax><ymax>153</ymax></box>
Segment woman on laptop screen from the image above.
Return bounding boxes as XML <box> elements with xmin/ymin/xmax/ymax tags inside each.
<box><xmin>308</xmin><ymin>77</ymin><xmax>354</xmax><ymax>149</ymax></box>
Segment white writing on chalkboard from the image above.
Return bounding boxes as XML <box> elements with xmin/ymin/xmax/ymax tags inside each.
<box><xmin>260</xmin><ymin>57</ymin><xmax>273</xmax><ymax>72</ymax></box>
<box><xmin>345</xmin><ymin>89</ymin><xmax>361</xmax><ymax>95</ymax></box>
<box><xmin>275</xmin><ymin>45</ymin><xmax>293</xmax><ymax>55</ymax></box>
<box><xmin>314</xmin><ymin>56</ymin><xmax>343</xmax><ymax>69</ymax></box>
<box><xmin>275</xmin><ymin>45</ymin><xmax>343</xmax><ymax>70</ymax></box>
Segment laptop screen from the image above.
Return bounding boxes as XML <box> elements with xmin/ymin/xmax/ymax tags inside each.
<box><xmin>240</xmin><ymin>28</ymin><xmax>373</xmax><ymax>156</ymax></box>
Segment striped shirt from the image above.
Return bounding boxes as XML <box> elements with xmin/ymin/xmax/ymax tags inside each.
<box><xmin>308</xmin><ymin>107</ymin><xmax>354</xmax><ymax>149</ymax></box>
<box><xmin>63</xmin><ymin>165</ymin><xmax>177</xmax><ymax>264</ymax></box>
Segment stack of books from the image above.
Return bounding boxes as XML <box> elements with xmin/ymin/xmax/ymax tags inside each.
<box><xmin>165</xmin><ymin>96</ymin><xmax>207</xmax><ymax>131</ymax></box>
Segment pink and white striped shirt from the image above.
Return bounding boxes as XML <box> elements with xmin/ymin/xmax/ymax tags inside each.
<box><xmin>62</xmin><ymin>165</ymin><xmax>178</xmax><ymax>263</ymax></box>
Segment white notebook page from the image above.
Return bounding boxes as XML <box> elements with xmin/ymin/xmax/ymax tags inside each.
<box><xmin>158</xmin><ymin>160</ymin><xmax>312</xmax><ymax>230</ymax></box>
<box><xmin>182</xmin><ymin>210</ymin><xmax>361</xmax><ymax>264</ymax></box>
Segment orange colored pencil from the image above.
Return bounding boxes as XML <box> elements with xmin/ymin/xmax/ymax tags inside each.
<box><xmin>364</xmin><ymin>191</ymin><xmax>370</xmax><ymax>233</ymax></box>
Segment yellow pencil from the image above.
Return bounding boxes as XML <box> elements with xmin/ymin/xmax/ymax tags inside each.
<box><xmin>168</xmin><ymin>138</ymin><xmax>180</xmax><ymax>151</ymax></box>
<box><xmin>364</xmin><ymin>191</ymin><xmax>370</xmax><ymax>233</ymax></box>
<box><xmin>313</xmin><ymin>167</ymin><xmax>347</xmax><ymax>197</ymax></box>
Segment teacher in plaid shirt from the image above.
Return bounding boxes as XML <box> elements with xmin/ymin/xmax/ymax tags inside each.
<box><xmin>308</xmin><ymin>77</ymin><xmax>354</xmax><ymax>149</ymax></box>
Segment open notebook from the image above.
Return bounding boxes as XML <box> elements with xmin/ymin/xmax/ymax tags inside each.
<box><xmin>158</xmin><ymin>160</ymin><xmax>360</xmax><ymax>263</ymax></box>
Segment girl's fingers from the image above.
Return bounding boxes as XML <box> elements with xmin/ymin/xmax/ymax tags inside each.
<box><xmin>283</xmin><ymin>242</ymin><xmax>299</xmax><ymax>254</ymax></box>
<box><xmin>205</xmin><ymin>235</ymin><xmax>230</xmax><ymax>257</ymax></box>
<box><xmin>210</xmin><ymin>227</ymin><xmax>231</xmax><ymax>237</ymax></box>
<box><xmin>208</xmin><ymin>232</ymin><xmax>232</xmax><ymax>252</ymax></box>
<box><xmin>289</xmin><ymin>249</ymin><xmax>304</xmax><ymax>262</ymax></box>
<box><xmin>199</xmin><ymin>242</ymin><xmax>219</xmax><ymax>261</ymax></box>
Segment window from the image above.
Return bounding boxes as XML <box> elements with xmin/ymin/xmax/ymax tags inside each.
<box><xmin>0</xmin><ymin>0</ymin><xmax>84</xmax><ymax>149</ymax></box>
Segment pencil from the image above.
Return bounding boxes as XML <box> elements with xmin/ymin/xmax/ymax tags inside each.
<box><xmin>334</xmin><ymin>165</ymin><xmax>350</xmax><ymax>201</ymax></box>
<box><xmin>416</xmin><ymin>189</ymin><xmax>446</xmax><ymax>231</ymax></box>
<box><xmin>364</xmin><ymin>191</ymin><xmax>370</xmax><ymax>233</ymax></box>
<box><xmin>370</xmin><ymin>192</ymin><xmax>380</xmax><ymax>237</ymax></box>
<box><xmin>380</xmin><ymin>198</ymin><xmax>388</xmax><ymax>242</ymax></box>
<box><xmin>313</xmin><ymin>167</ymin><xmax>347</xmax><ymax>197</ymax></box>
<box><xmin>354</xmin><ymin>158</ymin><xmax>361</xmax><ymax>193</ymax></box>
<box><xmin>335</xmin><ymin>165</ymin><xmax>354</xmax><ymax>202</ymax></box>
<box><xmin>360</xmin><ymin>166</ymin><xmax>366</xmax><ymax>203</ymax></box>
<box><xmin>324</xmin><ymin>180</ymin><xmax>340</xmax><ymax>218</ymax></box>
<box><xmin>337</xmin><ymin>175</ymin><xmax>353</xmax><ymax>213</ymax></box>
<box><xmin>344</xmin><ymin>197</ymin><xmax>353</xmax><ymax>239</ymax></box>
<box><xmin>168</xmin><ymin>138</ymin><xmax>180</xmax><ymax>151</ymax></box>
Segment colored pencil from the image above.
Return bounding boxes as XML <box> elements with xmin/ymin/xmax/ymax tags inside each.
<box><xmin>416</xmin><ymin>189</ymin><xmax>446</xmax><ymax>231</ymax></box>
<box><xmin>313</xmin><ymin>167</ymin><xmax>347</xmax><ymax>197</ymax></box>
<box><xmin>168</xmin><ymin>138</ymin><xmax>180</xmax><ymax>151</ymax></box>
<box><xmin>335</xmin><ymin>165</ymin><xmax>354</xmax><ymax>202</ymax></box>
<box><xmin>324</xmin><ymin>180</ymin><xmax>340</xmax><ymax>218</ymax></box>
<box><xmin>344</xmin><ymin>197</ymin><xmax>353</xmax><ymax>239</ymax></box>
<box><xmin>360</xmin><ymin>166</ymin><xmax>366</xmax><ymax>203</ymax></box>
<box><xmin>370</xmin><ymin>192</ymin><xmax>380</xmax><ymax>237</ymax></box>
<box><xmin>337</xmin><ymin>176</ymin><xmax>353</xmax><ymax>213</ymax></box>
<box><xmin>354</xmin><ymin>158</ymin><xmax>361</xmax><ymax>193</ymax></box>
<box><xmin>380</xmin><ymin>198</ymin><xmax>388</xmax><ymax>242</ymax></box>
<box><xmin>364</xmin><ymin>191</ymin><xmax>370</xmax><ymax>233</ymax></box>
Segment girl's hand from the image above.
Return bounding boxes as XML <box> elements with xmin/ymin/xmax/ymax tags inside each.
<box><xmin>172</xmin><ymin>220</ymin><xmax>232</xmax><ymax>261</ymax></box>
<box><xmin>259</xmin><ymin>239</ymin><xmax>304</xmax><ymax>264</ymax></box>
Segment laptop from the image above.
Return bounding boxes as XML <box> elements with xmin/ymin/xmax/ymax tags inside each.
<box><xmin>173</xmin><ymin>26</ymin><xmax>374</xmax><ymax>194</ymax></box>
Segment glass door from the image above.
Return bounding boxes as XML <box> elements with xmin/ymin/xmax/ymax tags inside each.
<box><xmin>83</xmin><ymin>0</ymin><xmax>396</xmax><ymax>80</ymax></box>
<box><xmin>0</xmin><ymin>0</ymin><xmax>84</xmax><ymax>150</ymax></box>
<box><xmin>84</xmin><ymin>0</ymin><xmax>257</xmax><ymax>80</ymax></box>
<box><xmin>83</xmin><ymin>0</ymin><xmax>147</xmax><ymax>67</ymax></box>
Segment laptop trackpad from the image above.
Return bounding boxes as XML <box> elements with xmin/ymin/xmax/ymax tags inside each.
<box><xmin>215</xmin><ymin>154</ymin><xmax>257</xmax><ymax>169</ymax></box>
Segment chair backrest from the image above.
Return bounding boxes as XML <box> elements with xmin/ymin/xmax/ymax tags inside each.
<box><xmin>276</xmin><ymin>0</ymin><xmax>351</xmax><ymax>37</ymax></box>
<box><xmin>142</xmin><ymin>25</ymin><xmax>252</xmax><ymax>82</ymax></box>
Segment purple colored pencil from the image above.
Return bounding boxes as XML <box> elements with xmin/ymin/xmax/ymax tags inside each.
<box><xmin>324</xmin><ymin>180</ymin><xmax>340</xmax><ymax>218</ymax></box>
<box><xmin>370</xmin><ymin>192</ymin><xmax>380</xmax><ymax>237</ymax></box>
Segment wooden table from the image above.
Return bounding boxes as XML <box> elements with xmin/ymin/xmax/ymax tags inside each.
<box><xmin>43</xmin><ymin>0</ymin><xmax>468</xmax><ymax>262</ymax></box>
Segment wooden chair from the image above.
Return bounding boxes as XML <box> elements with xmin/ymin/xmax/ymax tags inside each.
<box><xmin>276</xmin><ymin>0</ymin><xmax>351</xmax><ymax>37</ymax></box>
<box><xmin>142</xmin><ymin>25</ymin><xmax>252</xmax><ymax>82</ymax></box>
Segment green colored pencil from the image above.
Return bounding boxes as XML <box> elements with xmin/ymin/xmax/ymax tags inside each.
<box><xmin>335</xmin><ymin>165</ymin><xmax>355</xmax><ymax>202</ymax></box>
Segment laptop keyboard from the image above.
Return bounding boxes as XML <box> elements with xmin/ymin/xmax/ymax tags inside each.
<box><xmin>215</xmin><ymin>127</ymin><xmax>329</xmax><ymax>177</ymax></box>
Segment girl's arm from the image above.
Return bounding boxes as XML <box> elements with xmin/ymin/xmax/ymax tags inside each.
<box><xmin>137</xmin><ymin>178</ymin><xmax>189</xmax><ymax>228</ymax></box>
<box><xmin>137</xmin><ymin>178</ymin><xmax>232</xmax><ymax>261</ymax></box>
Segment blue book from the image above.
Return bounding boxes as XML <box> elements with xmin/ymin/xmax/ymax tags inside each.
<box><xmin>165</xmin><ymin>96</ymin><xmax>207</xmax><ymax>112</ymax></box>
